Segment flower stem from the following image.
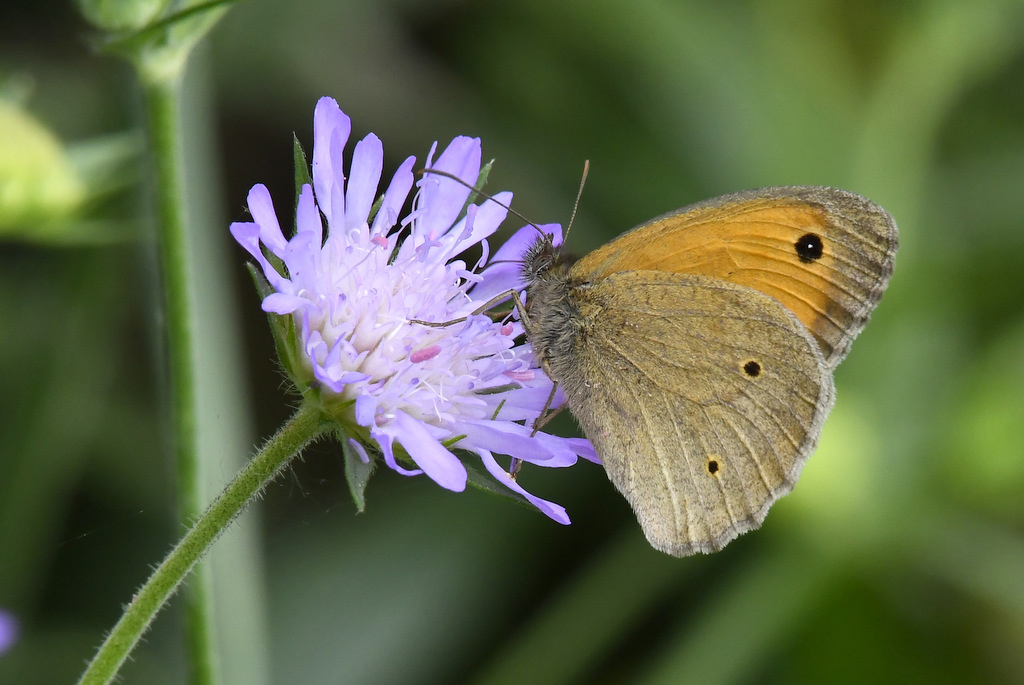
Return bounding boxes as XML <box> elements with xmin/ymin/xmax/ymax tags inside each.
<box><xmin>142</xmin><ymin>72</ymin><xmax>221</xmax><ymax>683</ymax></box>
<box><xmin>77</xmin><ymin>401</ymin><xmax>330</xmax><ymax>685</ymax></box>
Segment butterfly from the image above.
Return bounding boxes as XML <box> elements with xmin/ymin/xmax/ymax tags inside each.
<box><xmin>521</xmin><ymin>186</ymin><xmax>897</xmax><ymax>556</ymax></box>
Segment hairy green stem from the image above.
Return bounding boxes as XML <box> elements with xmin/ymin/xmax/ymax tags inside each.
<box><xmin>77</xmin><ymin>402</ymin><xmax>329</xmax><ymax>685</ymax></box>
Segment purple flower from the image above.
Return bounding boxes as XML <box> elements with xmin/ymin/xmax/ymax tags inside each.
<box><xmin>0</xmin><ymin>609</ymin><xmax>17</xmax><ymax>655</ymax></box>
<box><xmin>231</xmin><ymin>97</ymin><xmax>596</xmax><ymax>523</ymax></box>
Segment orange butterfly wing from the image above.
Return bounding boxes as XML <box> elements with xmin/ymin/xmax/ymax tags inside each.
<box><xmin>571</xmin><ymin>186</ymin><xmax>898</xmax><ymax>367</ymax></box>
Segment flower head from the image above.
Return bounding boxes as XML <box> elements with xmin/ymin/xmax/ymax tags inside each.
<box><xmin>231</xmin><ymin>97</ymin><xmax>596</xmax><ymax>523</ymax></box>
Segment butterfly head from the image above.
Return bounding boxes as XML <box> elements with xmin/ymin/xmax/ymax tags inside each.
<box><xmin>522</xmin><ymin>230</ymin><xmax>573</xmax><ymax>289</ymax></box>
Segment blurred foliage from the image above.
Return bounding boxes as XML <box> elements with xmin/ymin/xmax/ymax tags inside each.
<box><xmin>2</xmin><ymin>0</ymin><xmax>1024</xmax><ymax>682</ymax></box>
<box><xmin>0</xmin><ymin>98</ymin><xmax>85</xmax><ymax>233</ymax></box>
<box><xmin>0</xmin><ymin>84</ymin><xmax>142</xmax><ymax>244</ymax></box>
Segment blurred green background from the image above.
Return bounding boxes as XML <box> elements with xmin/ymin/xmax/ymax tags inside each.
<box><xmin>3</xmin><ymin>0</ymin><xmax>1024</xmax><ymax>682</ymax></box>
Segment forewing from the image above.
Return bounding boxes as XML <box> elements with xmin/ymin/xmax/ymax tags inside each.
<box><xmin>559</xmin><ymin>271</ymin><xmax>834</xmax><ymax>556</ymax></box>
<box><xmin>572</xmin><ymin>187</ymin><xmax>897</xmax><ymax>367</ymax></box>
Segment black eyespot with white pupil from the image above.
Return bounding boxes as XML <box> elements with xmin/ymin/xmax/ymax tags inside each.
<box><xmin>795</xmin><ymin>233</ymin><xmax>824</xmax><ymax>263</ymax></box>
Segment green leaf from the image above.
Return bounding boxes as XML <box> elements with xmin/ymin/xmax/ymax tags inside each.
<box><xmin>292</xmin><ymin>133</ymin><xmax>313</xmax><ymax>231</ymax></box>
<box><xmin>366</xmin><ymin>192</ymin><xmax>385</xmax><ymax>227</ymax></box>
<box><xmin>245</xmin><ymin>263</ymin><xmax>305</xmax><ymax>391</ymax></box>
<box><xmin>340</xmin><ymin>432</ymin><xmax>375</xmax><ymax>513</ymax></box>
<box><xmin>463</xmin><ymin>158</ymin><xmax>493</xmax><ymax>210</ymax></box>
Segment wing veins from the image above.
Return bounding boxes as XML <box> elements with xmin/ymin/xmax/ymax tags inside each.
<box><xmin>720</xmin><ymin>410</ymin><xmax>775</xmax><ymax>492</ymax></box>
<box><xmin>729</xmin><ymin>384</ymin><xmax>805</xmax><ymax>452</ymax></box>
<box><xmin>628</xmin><ymin>371</ymin><xmax>691</xmax><ymax>544</ymax></box>
<box><xmin>601</xmin><ymin>331</ymin><xmax>816</xmax><ymax>460</ymax></box>
<box><xmin>608</xmin><ymin>304</ymin><xmax>824</xmax><ymax>346</ymax></box>
<box><xmin>721</xmin><ymin>398</ymin><xmax>789</xmax><ymax>480</ymax></box>
<box><xmin>724</xmin><ymin>241</ymin><xmax>885</xmax><ymax>282</ymax></box>
<box><xmin>700</xmin><ymin>406</ymin><xmax>750</xmax><ymax>528</ymax></box>
<box><xmin>603</xmin><ymin>329</ymin><xmax>820</xmax><ymax>410</ymax></box>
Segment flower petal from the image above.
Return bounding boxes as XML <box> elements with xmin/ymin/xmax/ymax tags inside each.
<box><xmin>470</xmin><ymin>263</ymin><xmax>522</xmax><ymax>306</ymax></box>
<box><xmin>484</xmin><ymin>384</ymin><xmax>563</xmax><ymax>422</ymax></box>
<box><xmin>295</xmin><ymin>183</ymin><xmax>322</xmax><ymax>246</ymax></box>
<box><xmin>371</xmin><ymin>155</ymin><xmax>415</xmax><ymax>236</ymax></box>
<box><xmin>566</xmin><ymin>437</ymin><xmax>600</xmax><ymax>464</ymax></box>
<box><xmin>527</xmin><ymin>431</ymin><xmax>587</xmax><ymax>468</ymax></box>
<box><xmin>348</xmin><ymin>438</ymin><xmax>370</xmax><ymax>464</ymax></box>
<box><xmin>262</xmin><ymin>292</ymin><xmax>309</xmax><ymax>315</ymax></box>
<box><xmin>229</xmin><ymin>218</ymin><xmax>289</xmax><ymax>292</ymax></box>
<box><xmin>247</xmin><ymin>183</ymin><xmax>288</xmax><ymax>253</ymax></box>
<box><xmin>477</xmin><ymin>449</ymin><xmax>570</xmax><ymax>525</ymax></box>
<box><xmin>450</xmin><ymin>191</ymin><xmax>511</xmax><ymax>254</ymax></box>
<box><xmin>458</xmin><ymin>419</ymin><xmax>554</xmax><ymax>462</ymax></box>
<box><xmin>346</xmin><ymin>133</ymin><xmax>383</xmax><ymax>230</ymax></box>
<box><xmin>417</xmin><ymin>136</ymin><xmax>481</xmax><ymax>240</ymax></box>
<box><xmin>394</xmin><ymin>411</ymin><xmax>467</xmax><ymax>491</ymax></box>
<box><xmin>374</xmin><ymin>427</ymin><xmax>424</xmax><ymax>476</ymax></box>
<box><xmin>312</xmin><ymin>97</ymin><xmax>351</xmax><ymax>225</ymax></box>
<box><xmin>355</xmin><ymin>394</ymin><xmax>377</xmax><ymax>426</ymax></box>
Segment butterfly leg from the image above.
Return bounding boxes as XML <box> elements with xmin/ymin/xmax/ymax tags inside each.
<box><xmin>407</xmin><ymin>287</ymin><xmax>522</xmax><ymax>328</ymax></box>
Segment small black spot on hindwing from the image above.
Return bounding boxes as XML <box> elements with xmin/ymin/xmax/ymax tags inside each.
<box><xmin>706</xmin><ymin>457</ymin><xmax>720</xmax><ymax>475</ymax></box>
<box><xmin>743</xmin><ymin>360</ymin><xmax>761</xmax><ymax>377</ymax></box>
<box><xmin>795</xmin><ymin>233</ymin><xmax>824</xmax><ymax>263</ymax></box>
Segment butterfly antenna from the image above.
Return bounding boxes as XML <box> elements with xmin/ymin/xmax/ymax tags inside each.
<box><xmin>563</xmin><ymin>159</ymin><xmax>589</xmax><ymax>243</ymax></box>
<box><xmin>419</xmin><ymin>167</ymin><xmax>548</xmax><ymax>238</ymax></box>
